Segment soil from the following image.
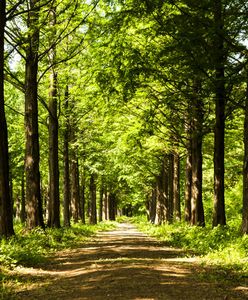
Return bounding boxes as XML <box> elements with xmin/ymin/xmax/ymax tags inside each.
<box><xmin>8</xmin><ymin>223</ymin><xmax>248</xmax><ymax>299</ymax></box>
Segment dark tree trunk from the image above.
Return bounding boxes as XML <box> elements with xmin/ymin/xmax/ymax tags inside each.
<box><xmin>191</xmin><ymin>80</ymin><xmax>205</xmax><ymax>226</ymax></box>
<box><xmin>81</xmin><ymin>178</ymin><xmax>85</xmax><ymax>224</ymax></box>
<box><xmin>242</xmin><ymin>78</ymin><xmax>248</xmax><ymax>234</ymax></box>
<box><xmin>24</xmin><ymin>0</ymin><xmax>44</xmax><ymax>230</ymax></box>
<box><xmin>173</xmin><ymin>150</ymin><xmax>181</xmax><ymax>221</ymax></box>
<box><xmin>63</xmin><ymin>86</ymin><xmax>70</xmax><ymax>227</ymax></box>
<box><xmin>20</xmin><ymin>168</ymin><xmax>26</xmax><ymax>223</ymax></box>
<box><xmin>184</xmin><ymin>119</ymin><xmax>192</xmax><ymax>222</ymax></box>
<box><xmin>213</xmin><ymin>0</ymin><xmax>226</xmax><ymax>227</ymax></box>
<box><xmin>109</xmin><ymin>192</ymin><xmax>116</xmax><ymax>221</ymax></box>
<box><xmin>0</xmin><ymin>0</ymin><xmax>14</xmax><ymax>238</ymax></box>
<box><xmin>103</xmin><ymin>189</ymin><xmax>109</xmax><ymax>220</ymax></box>
<box><xmin>47</xmin><ymin>7</ymin><xmax>60</xmax><ymax>228</ymax></box>
<box><xmin>89</xmin><ymin>174</ymin><xmax>97</xmax><ymax>224</ymax></box>
<box><xmin>168</xmin><ymin>153</ymin><xmax>174</xmax><ymax>222</ymax></box>
<box><xmin>149</xmin><ymin>187</ymin><xmax>157</xmax><ymax>223</ymax></box>
<box><xmin>70</xmin><ymin>154</ymin><xmax>80</xmax><ymax>222</ymax></box>
<box><xmin>99</xmin><ymin>181</ymin><xmax>104</xmax><ymax>222</ymax></box>
<box><xmin>155</xmin><ymin>176</ymin><xmax>163</xmax><ymax>225</ymax></box>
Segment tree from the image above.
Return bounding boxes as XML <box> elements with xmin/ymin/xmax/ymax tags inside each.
<box><xmin>0</xmin><ymin>0</ymin><xmax>14</xmax><ymax>237</ymax></box>
<box><xmin>24</xmin><ymin>0</ymin><xmax>45</xmax><ymax>229</ymax></box>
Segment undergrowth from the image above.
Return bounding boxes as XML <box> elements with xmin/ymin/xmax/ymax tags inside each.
<box><xmin>0</xmin><ymin>221</ymin><xmax>116</xmax><ymax>268</ymax></box>
<box><xmin>132</xmin><ymin>216</ymin><xmax>248</xmax><ymax>274</ymax></box>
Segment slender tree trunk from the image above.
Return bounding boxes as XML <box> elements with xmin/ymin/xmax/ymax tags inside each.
<box><xmin>154</xmin><ymin>175</ymin><xmax>164</xmax><ymax>225</ymax></box>
<box><xmin>99</xmin><ymin>180</ymin><xmax>104</xmax><ymax>222</ymax></box>
<box><xmin>213</xmin><ymin>0</ymin><xmax>226</xmax><ymax>227</ymax></box>
<box><xmin>109</xmin><ymin>192</ymin><xmax>116</xmax><ymax>221</ymax></box>
<box><xmin>63</xmin><ymin>88</ymin><xmax>70</xmax><ymax>226</ymax></box>
<box><xmin>168</xmin><ymin>153</ymin><xmax>174</xmax><ymax>222</ymax></box>
<box><xmin>184</xmin><ymin>119</ymin><xmax>192</xmax><ymax>222</ymax></box>
<box><xmin>81</xmin><ymin>178</ymin><xmax>85</xmax><ymax>224</ymax></box>
<box><xmin>173</xmin><ymin>150</ymin><xmax>181</xmax><ymax>221</ymax></box>
<box><xmin>20</xmin><ymin>168</ymin><xmax>26</xmax><ymax>223</ymax></box>
<box><xmin>47</xmin><ymin>7</ymin><xmax>60</xmax><ymax>228</ymax></box>
<box><xmin>89</xmin><ymin>174</ymin><xmax>97</xmax><ymax>224</ymax></box>
<box><xmin>103</xmin><ymin>189</ymin><xmax>109</xmax><ymax>220</ymax></box>
<box><xmin>242</xmin><ymin>78</ymin><xmax>248</xmax><ymax>234</ymax></box>
<box><xmin>190</xmin><ymin>80</ymin><xmax>205</xmax><ymax>226</ymax></box>
<box><xmin>71</xmin><ymin>154</ymin><xmax>80</xmax><ymax>222</ymax></box>
<box><xmin>0</xmin><ymin>0</ymin><xmax>14</xmax><ymax>238</ymax></box>
<box><xmin>149</xmin><ymin>187</ymin><xmax>157</xmax><ymax>223</ymax></box>
<box><xmin>24</xmin><ymin>0</ymin><xmax>44</xmax><ymax>230</ymax></box>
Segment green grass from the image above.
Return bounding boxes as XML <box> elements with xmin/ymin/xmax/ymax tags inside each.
<box><xmin>132</xmin><ymin>216</ymin><xmax>248</xmax><ymax>275</ymax></box>
<box><xmin>0</xmin><ymin>221</ymin><xmax>116</xmax><ymax>268</ymax></box>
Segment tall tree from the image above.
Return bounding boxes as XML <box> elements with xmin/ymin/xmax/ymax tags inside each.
<box><xmin>212</xmin><ymin>0</ymin><xmax>226</xmax><ymax>226</ymax></box>
<box><xmin>0</xmin><ymin>0</ymin><xmax>14</xmax><ymax>237</ymax></box>
<box><xmin>242</xmin><ymin>76</ymin><xmax>248</xmax><ymax>234</ymax></box>
<box><xmin>25</xmin><ymin>0</ymin><xmax>44</xmax><ymax>229</ymax></box>
<box><xmin>47</xmin><ymin>6</ymin><xmax>60</xmax><ymax>228</ymax></box>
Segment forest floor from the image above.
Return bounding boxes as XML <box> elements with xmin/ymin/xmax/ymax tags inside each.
<box><xmin>4</xmin><ymin>223</ymin><xmax>248</xmax><ymax>300</ymax></box>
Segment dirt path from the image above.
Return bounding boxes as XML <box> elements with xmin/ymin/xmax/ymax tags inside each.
<box><xmin>11</xmin><ymin>223</ymin><xmax>248</xmax><ymax>299</ymax></box>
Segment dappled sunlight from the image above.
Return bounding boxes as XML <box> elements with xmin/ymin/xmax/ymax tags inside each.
<box><xmin>12</xmin><ymin>223</ymin><xmax>248</xmax><ymax>300</ymax></box>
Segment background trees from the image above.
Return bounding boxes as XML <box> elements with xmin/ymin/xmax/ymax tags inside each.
<box><xmin>1</xmin><ymin>0</ymin><xmax>248</xmax><ymax>235</ymax></box>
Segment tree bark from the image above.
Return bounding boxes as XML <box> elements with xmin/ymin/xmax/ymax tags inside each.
<box><xmin>47</xmin><ymin>7</ymin><xmax>60</xmax><ymax>228</ymax></box>
<box><xmin>213</xmin><ymin>0</ymin><xmax>226</xmax><ymax>227</ymax></box>
<box><xmin>190</xmin><ymin>80</ymin><xmax>205</xmax><ymax>226</ymax></box>
<box><xmin>173</xmin><ymin>150</ymin><xmax>181</xmax><ymax>221</ymax></box>
<box><xmin>89</xmin><ymin>174</ymin><xmax>97</xmax><ymax>224</ymax></box>
<box><xmin>184</xmin><ymin>118</ymin><xmax>192</xmax><ymax>222</ymax></box>
<box><xmin>70</xmin><ymin>153</ymin><xmax>80</xmax><ymax>222</ymax></box>
<box><xmin>109</xmin><ymin>192</ymin><xmax>116</xmax><ymax>221</ymax></box>
<box><xmin>63</xmin><ymin>86</ymin><xmax>70</xmax><ymax>227</ymax></box>
<box><xmin>0</xmin><ymin>0</ymin><xmax>14</xmax><ymax>238</ymax></box>
<box><xmin>242</xmin><ymin>78</ymin><xmax>248</xmax><ymax>234</ymax></box>
<box><xmin>24</xmin><ymin>0</ymin><xmax>44</xmax><ymax>230</ymax></box>
<box><xmin>20</xmin><ymin>168</ymin><xmax>26</xmax><ymax>223</ymax></box>
<box><xmin>81</xmin><ymin>178</ymin><xmax>86</xmax><ymax>224</ymax></box>
<box><xmin>99</xmin><ymin>180</ymin><xmax>104</xmax><ymax>222</ymax></box>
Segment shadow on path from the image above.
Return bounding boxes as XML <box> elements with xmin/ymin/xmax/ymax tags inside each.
<box><xmin>13</xmin><ymin>223</ymin><xmax>248</xmax><ymax>300</ymax></box>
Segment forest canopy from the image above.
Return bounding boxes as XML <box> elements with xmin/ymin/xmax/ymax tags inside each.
<box><xmin>1</xmin><ymin>0</ymin><xmax>248</xmax><ymax>237</ymax></box>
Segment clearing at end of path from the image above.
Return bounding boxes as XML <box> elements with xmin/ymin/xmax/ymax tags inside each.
<box><xmin>9</xmin><ymin>223</ymin><xmax>248</xmax><ymax>299</ymax></box>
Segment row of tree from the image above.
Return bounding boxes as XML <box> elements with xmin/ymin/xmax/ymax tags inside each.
<box><xmin>1</xmin><ymin>0</ymin><xmax>248</xmax><ymax>238</ymax></box>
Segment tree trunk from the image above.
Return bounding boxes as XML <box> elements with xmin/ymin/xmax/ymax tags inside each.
<box><xmin>191</xmin><ymin>80</ymin><xmax>205</xmax><ymax>226</ymax></box>
<box><xmin>149</xmin><ymin>187</ymin><xmax>157</xmax><ymax>223</ymax></box>
<box><xmin>70</xmin><ymin>154</ymin><xmax>80</xmax><ymax>222</ymax></box>
<box><xmin>63</xmin><ymin>85</ymin><xmax>70</xmax><ymax>227</ymax></box>
<box><xmin>89</xmin><ymin>174</ymin><xmax>97</xmax><ymax>224</ymax></box>
<box><xmin>103</xmin><ymin>189</ymin><xmax>109</xmax><ymax>220</ymax></box>
<box><xmin>109</xmin><ymin>192</ymin><xmax>116</xmax><ymax>221</ymax></box>
<box><xmin>47</xmin><ymin>7</ymin><xmax>60</xmax><ymax>228</ymax></box>
<box><xmin>81</xmin><ymin>178</ymin><xmax>86</xmax><ymax>224</ymax></box>
<box><xmin>213</xmin><ymin>0</ymin><xmax>226</xmax><ymax>227</ymax></box>
<box><xmin>184</xmin><ymin>119</ymin><xmax>192</xmax><ymax>222</ymax></box>
<box><xmin>242</xmin><ymin>78</ymin><xmax>248</xmax><ymax>234</ymax></box>
<box><xmin>24</xmin><ymin>0</ymin><xmax>44</xmax><ymax>230</ymax></box>
<box><xmin>168</xmin><ymin>153</ymin><xmax>174</xmax><ymax>222</ymax></box>
<box><xmin>0</xmin><ymin>0</ymin><xmax>14</xmax><ymax>238</ymax></box>
<box><xmin>99</xmin><ymin>180</ymin><xmax>104</xmax><ymax>222</ymax></box>
<box><xmin>154</xmin><ymin>175</ymin><xmax>164</xmax><ymax>225</ymax></box>
<box><xmin>173</xmin><ymin>150</ymin><xmax>181</xmax><ymax>221</ymax></box>
<box><xmin>20</xmin><ymin>168</ymin><xmax>26</xmax><ymax>223</ymax></box>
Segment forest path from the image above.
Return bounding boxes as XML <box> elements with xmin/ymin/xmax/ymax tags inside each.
<box><xmin>13</xmin><ymin>223</ymin><xmax>247</xmax><ymax>300</ymax></box>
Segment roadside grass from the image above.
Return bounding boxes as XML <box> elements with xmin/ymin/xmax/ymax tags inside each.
<box><xmin>131</xmin><ymin>216</ymin><xmax>248</xmax><ymax>279</ymax></box>
<box><xmin>0</xmin><ymin>221</ymin><xmax>116</xmax><ymax>299</ymax></box>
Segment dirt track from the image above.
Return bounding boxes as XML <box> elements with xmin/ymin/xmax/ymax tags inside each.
<box><xmin>12</xmin><ymin>223</ymin><xmax>248</xmax><ymax>299</ymax></box>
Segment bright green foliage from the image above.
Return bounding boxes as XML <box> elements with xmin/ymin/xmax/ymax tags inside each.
<box><xmin>134</xmin><ymin>216</ymin><xmax>248</xmax><ymax>273</ymax></box>
<box><xmin>0</xmin><ymin>221</ymin><xmax>116</xmax><ymax>268</ymax></box>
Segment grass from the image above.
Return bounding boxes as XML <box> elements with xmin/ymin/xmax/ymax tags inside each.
<box><xmin>0</xmin><ymin>221</ymin><xmax>116</xmax><ymax>299</ymax></box>
<box><xmin>131</xmin><ymin>215</ymin><xmax>248</xmax><ymax>276</ymax></box>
